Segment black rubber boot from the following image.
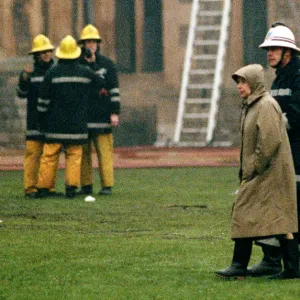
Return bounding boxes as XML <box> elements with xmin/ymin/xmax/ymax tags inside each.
<box><xmin>48</xmin><ymin>191</ymin><xmax>64</xmax><ymax>197</ymax></box>
<box><xmin>268</xmin><ymin>239</ymin><xmax>300</xmax><ymax>280</ymax></box>
<box><xmin>247</xmin><ymin>244</ymin><xmax>282</xmax><ymax>276</ymax></box>
<box><xmin>216</xmin><ymin>238</ymin><xmax>252</xmax><ymax>279</ymax></box>
<box><xmin>77</xmin><ymin>185</ymin><xmax>93</xmax><ymax>195</ymax></box>
<box><xmin>99</xmin><ymin>187</ymin><xmax>112</xmax><ymax>196</ymax></box>
<box><xmin>66</xmin><ymin>185</ymin><xmax>77</xmax><ymax>198</ymax></box>
<box><xmin>35</xmin><ymin>188</ymin><xmax>51</xmax><ymax>198</ymax></box>
<box><xmin>25</xmin><ymin>192</ymin><xmax>38</xmax><ymax>198</ymax></box>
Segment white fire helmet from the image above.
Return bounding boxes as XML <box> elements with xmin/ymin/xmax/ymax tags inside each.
<box><xmin>259</xmin><ymin>25</ymin><xmax>300</xmax><ymax>53</ymax></box>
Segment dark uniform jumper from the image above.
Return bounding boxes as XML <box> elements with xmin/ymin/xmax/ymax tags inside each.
<box><xmin>17</xmin><ymin>60</ymin><xmax>54</xmax><ymax>141</ymax></box>
<box><xmin>81</xmin><ymin>53</ymin><xmax>120</xmax><ymax>135</ymax></box>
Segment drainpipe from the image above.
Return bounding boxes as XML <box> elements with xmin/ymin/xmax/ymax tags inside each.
<box><xmin>83</xmin><ymin>0</ymin><xmax>94</xmax><ymax>24</ymax></box>
<box><xmin>72</xmin><ymin>0</ymin><xmax>78</xmax><ymax>37</ymax></box>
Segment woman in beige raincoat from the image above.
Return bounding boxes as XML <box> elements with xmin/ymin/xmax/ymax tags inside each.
<box><xmin>216</xmin><ymin>64</ymin><xmax>299</xmax><ymax>280</ymax></box>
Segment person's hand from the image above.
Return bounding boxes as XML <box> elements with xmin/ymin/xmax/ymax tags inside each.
<box><xmin>100</xmin><ymin>88</ymin><xmax>109</xmax><ymax>97</ymax></box>
<box><xmin>22</xmin><ymin>65</ymin><xmax>33</xmax><ymax>81</ymax></box>
<box><xmin>84</xmin><ymin>53</ymin><xmax>96</xmax><ymax>63</ymax></box>
<box><xmin>111</xmin><ymin>114</ymin><xmax>119</xmax><ymax>127</ymax></box>
<box><xmin>282</xmin><ymin>113</ymin><xmax>291</xmax><ymax>130</ymax></box>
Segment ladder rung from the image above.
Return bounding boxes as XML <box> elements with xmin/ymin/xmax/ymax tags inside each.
<box><xmin>194</xmin><ymin>40</ymin><xmax>219</xmax><ymax>46</ymax></box>
<box><xmin>197</xmin><ymin>25</ymin><xmax>221</xmax><ymax>31</ymax></box>
<box><xmin>198</xmin><ymin>11</ymin><xmax>223</xmax><ymax>16</ymax></box>
<box><xmin>178</xmin><ymin>141</ymin><xmax>208</xmax><ymax>147</ymax></box>
<box><xmin>188</xmin><ymin>84</ymin><xmax>213</xmax><ymax>89</ymax></box>
<box><xmin>186</xmin><ymin>98</ymin><xmax>211</xmax><ymax>104</ymax></box>
<box><xmin>184</xmin><ymin>113</ymin><xmax>209</xmax><ymax>119</ymax></box>
<box><xmin>193</xmin><ymin>55</ymin><xmax>217</xmax><ymax>60</ymax></box>
<box><xmin>212</xmin><ymin>141</ymin><xmax>233</xmax><ymax>147</ymax></box>
<box><xmin>182</xmin><ymin>128</ymin><xmax>208</xmax><ymax>134</ymax></box>
<box><xmin>190</xmin><ymin>69</ymin><xmax>215</xmax><ymax>75</ymax></box>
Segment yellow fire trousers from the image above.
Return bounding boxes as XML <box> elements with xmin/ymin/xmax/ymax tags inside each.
<box><xmin>37</xmin><ymin>143</ymin><xmax>83</xmax><ymax>189</ymax></box>
<box><xmin>80</xmin><ymin>133</ymin><xmax>114</xmax><ymax>188</ymax></box>
<box><xmin>24</xmin><ymin>140</ymin><xmax>43</xmax><ymax>194</ymax></box>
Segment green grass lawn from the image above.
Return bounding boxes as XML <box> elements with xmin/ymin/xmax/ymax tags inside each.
<box><xmin>0</xmin><ymin>167</ymin><xmax>299</xmax><ymax>300</ymax></box>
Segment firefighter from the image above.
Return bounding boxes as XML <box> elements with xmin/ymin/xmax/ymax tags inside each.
<box><xmin>35</xmin><ymin>35</ymin><xmax>105</xmax><ymax>198</ymax></box>
<box><xmin>77</xmin><ymin>24</ymin><xmax>120</xmax><ymax>196</ymax></box>
<box><xmin>17</xmin><ymin>34</ymin><xmax>56</xmax><ymax>198</ymax></box>
<box><xmin>247</xmin><ymin>23</ymin><xmax>300</xmax><ymax>278</ymax></box>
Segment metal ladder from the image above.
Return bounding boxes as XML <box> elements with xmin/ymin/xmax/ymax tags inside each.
<box><xmin>174</xmin><ymin>0</ymin><xmax>231</xmax><ymax>147</ymax></box>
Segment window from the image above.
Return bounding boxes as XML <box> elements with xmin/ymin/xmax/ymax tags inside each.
<box><xmin>115</xmin><ymin>0</ymin><xmax>136</xmax><ymax>73</ymax></box>
<box><xmin>142</xmin><ymin>0</ymin><xmax>163</xmax><ymax>72</ymax></box>
<box><xmin>243</xmin><ymin>0</ymin><xmax>267</xmax><ymax>66</ymax></box>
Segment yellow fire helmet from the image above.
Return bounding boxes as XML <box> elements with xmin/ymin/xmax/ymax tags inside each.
<box><xmin>78</xmin><ymin>24</ymin><xmax>102</xmax><ymax>44</ymax></box>
<box><xmin>29</xmin><ymin>34</ymin><xmax>55</xmax><ymax>55</ymax></box>
<box><xmin>55</xmin><ymin>35</ymin><xmax>81</xmax><ymax>59</ymax></box>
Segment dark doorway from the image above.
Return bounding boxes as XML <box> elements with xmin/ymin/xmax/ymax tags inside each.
<box><xmin>143</xmin><ymin>0</ymin><xmax>163</xmax><ymax>72</ymax></box>
<box><xmin>243</xmin><ymin>0</ymin><xmax>268</xmax><ymax>66</ymax></box>
<box><xmin>115</xmin><ymin>0</ymin><xmax>136</xmax><ymax>73</ymax></box>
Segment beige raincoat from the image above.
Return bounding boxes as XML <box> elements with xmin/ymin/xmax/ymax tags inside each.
<box><xmin>231</xmin><ymin>64</ymin><xmax>298</xmax><ymax>239</ymax></box>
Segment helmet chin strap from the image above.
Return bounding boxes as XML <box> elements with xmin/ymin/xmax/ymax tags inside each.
<box><xmin>273</xmin><ymin>48</ymin><xmax>287</xmax><ymax>69</ymax></box>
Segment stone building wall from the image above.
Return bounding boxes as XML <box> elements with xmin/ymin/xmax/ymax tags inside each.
<box><xmin>0</xmin><ymin>0</ymin><xmax>299</xmax><ymax>149</ymax></box>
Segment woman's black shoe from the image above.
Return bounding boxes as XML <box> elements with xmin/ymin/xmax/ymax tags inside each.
<box><xmin>215</xmin><ymin>263</ymin><xmax>247</xmax><ymax>280</ymax></box>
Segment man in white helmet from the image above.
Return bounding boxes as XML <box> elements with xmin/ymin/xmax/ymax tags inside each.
<box><xmin>247</xmin><ymin>22</ymin><xmax>300</xmax><ymax>279</ymax></box>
